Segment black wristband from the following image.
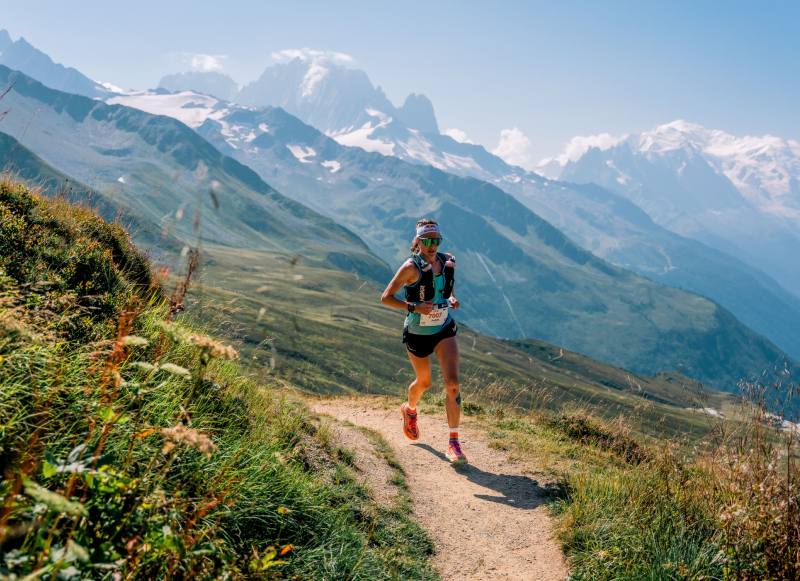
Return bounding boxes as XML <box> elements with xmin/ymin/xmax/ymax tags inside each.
<box><xmin>407</xmin><ymin>303</ymin><xmax>415</xmax><ymax>313</ymax></box>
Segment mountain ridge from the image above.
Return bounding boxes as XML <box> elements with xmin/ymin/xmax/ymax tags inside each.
<box><xmin>0</xmin><ymin>28</ymin><xmax>115</xmax><ymax>98</ymax></box>
<box><xmin>151</xmin><ymin>61</ymin><xmax>800</xmax><ymax>303</ymax></box>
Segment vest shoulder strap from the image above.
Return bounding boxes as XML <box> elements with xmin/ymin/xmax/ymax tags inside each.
<box><xmin>409</xmin><ymin>253</ymin><xmax>432</xmax><ymax>271</ymax></box>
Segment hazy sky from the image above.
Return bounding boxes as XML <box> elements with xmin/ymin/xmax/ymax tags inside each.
<box><xmin>4</xmin><ymin>1</ymin><xmax>799</xmax><ymax>166</ymax></box>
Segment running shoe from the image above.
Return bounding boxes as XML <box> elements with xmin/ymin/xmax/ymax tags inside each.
<box><xmin>400</xmin><ymin>402</ymin><xmax>419</xmax><ymax>440</ymax></box>
<box><xmin>446</xmin><ymin>440</ymin><xmax>467</xmax><ymax>463</ymax></box>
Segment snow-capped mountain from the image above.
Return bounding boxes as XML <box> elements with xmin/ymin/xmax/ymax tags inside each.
<box><xmin>543</xmin><ymin>120</ymin><xmax>800</xmax><ymax>228</ymax></box>
<box><xmin>0</xmin><ymin>29</ymin><xmax>119</xmax><ymax>98</ymax></box>
<box><xmin>158</xmin><ymin>55</ymin><xmax>443</xmax><ymax>156</ymax></box>
<box><xmin>236</xmin><ymin>55</ymin><xmax>400</xmax><ymax>136</ymax></box>
<box><xmin>544</xmin><ymin>121</ymin><xmax>800</xmax><ymax>297</ymax></box>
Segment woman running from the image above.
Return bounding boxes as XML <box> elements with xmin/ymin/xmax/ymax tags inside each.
<box><xmin>381</xmin><ymin>219</ymin><xmax>466</xmax><ymax>462</ymax></box>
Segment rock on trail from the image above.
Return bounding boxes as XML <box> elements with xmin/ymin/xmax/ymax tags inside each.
<box><xmin>312</xmin><ymin>399</ymin><xmax>568</xmax><ymax>581</ymax></box>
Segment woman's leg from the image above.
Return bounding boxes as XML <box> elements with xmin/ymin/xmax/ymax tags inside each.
<box><xmin>434</xmin><ymin>336</ymin><xmax>460</xmax><ymax>429</ymax></box>
<box><xmin>406</xmin><ymin>350</ymin><xmax>432</xmax><ymax>409</ymax></box>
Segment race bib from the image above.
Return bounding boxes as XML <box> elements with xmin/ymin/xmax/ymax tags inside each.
<box><xmin>419</xmin><ymin>303</ymin><xmax>449</xmax><ymax>327</ymax></box>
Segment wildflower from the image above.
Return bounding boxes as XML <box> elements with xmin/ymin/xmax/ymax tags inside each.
<box><xmin>159</xmin><ymin>363</ymin><xmax>190</xmax><ymax>377</ymax></box>
<box><xmin>162</xmin><ymin>424</ymin><xmax>217</xmax><ymax>459</ymax></box>
<box><xmin>156</xmin><ymin>320</ymin><xmax>189</xmax><ymax>343</ymax></box>
<box><xmin>186</xmin><ymin>333</ymin><xmax>238</xmax><ymax>361</ymax></box>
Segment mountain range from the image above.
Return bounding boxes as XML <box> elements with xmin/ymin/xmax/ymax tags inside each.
<box><xmin>543</xmin><ymin>121</ymin><xmax>800</xmax><ymax>299</ymax></box>
<box><xmin>7</xmin><ymin>28</ymin><xmax>796</xmax><ymax>318</ymax></box>
<box><xmin>0</xmin><ymin>65</ymin><xmax>391</xmax><ymax>283</ymax></box>
<box><xmin>116</xmin><ymin>58</ymin><xmax>800</xmax><ymax>362</ymax></box>
<box><xmin>0</xmin><ymin>34</ymin><xmax>795</xmax><ymax>390</ymax></box>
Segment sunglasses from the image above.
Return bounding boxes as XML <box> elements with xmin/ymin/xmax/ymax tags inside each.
<box><xmin>419</xmin><ymin>237</ymin><xmax>443</xmax><ymax>247</ymax></box>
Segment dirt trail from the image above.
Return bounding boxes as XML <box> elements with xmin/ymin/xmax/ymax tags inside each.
<box><xmin>312</xmin><ymin>400</ymin><xmax>568</xmax><ymax>581</ymax></box>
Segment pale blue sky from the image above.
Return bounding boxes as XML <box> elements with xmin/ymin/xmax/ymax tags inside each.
<box><xmin>4</xmin><ymin>1</ymin><xmax>799</xmax><ymax>165</ymax></box>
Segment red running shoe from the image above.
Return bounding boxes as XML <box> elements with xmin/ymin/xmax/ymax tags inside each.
<box><xmin>446</xmin><ymin>440</ymin><xmax>467</xmax><ymax>463</ymax></box>
<box><xmin>400</xmin><ymin>403</ymin><xmax>419</xmax><ymax>440</ymax></box>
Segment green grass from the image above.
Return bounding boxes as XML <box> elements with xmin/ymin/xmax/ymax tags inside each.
<box><xmin>444</xmin><ymin>386</ymin><xmax>800</xmax><ymax>581</ymax></box>
<box><xmin>353</xmin><ymin>425</ymin><xmax>434</xmax><ymax>577</ymax></box>
<box><xmin>0</xmin><ymin>181</ymin><xmax>439</xmax><ymax>580</ymax></box>
<box><xmin>0</xmin><ymin>179</ymin><xmax>154</xmax><ymax>341</ymax></box>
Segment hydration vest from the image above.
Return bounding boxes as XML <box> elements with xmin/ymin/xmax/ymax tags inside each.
<box><xmin>404</xmin><ymin>252</ymin><xmax>455</xmax><ymax>303</ymax></box>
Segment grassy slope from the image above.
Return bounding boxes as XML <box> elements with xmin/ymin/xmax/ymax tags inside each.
<box><xmin>0</xmin><ymin>181</ymin><xmax>438</xmax><ymax>580</ymax></box>
<box><xmin>0</xmin><ymin>131</ymin><xmax>169</xmax><ymax>254</ymax></box>
<box><xmin>434</xmin><ymin>376</ymin><xmax>800</xmax><ymax>581</ymax></box>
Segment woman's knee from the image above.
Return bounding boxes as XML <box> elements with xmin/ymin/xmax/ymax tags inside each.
<box><xmin>443</xmin><ymin>377</ymin><xmax>460</xmax><ymax>394</ymax></box>
<box><xmin>414</xmin><ymin>378</ymin><xmax>432</xmax><ymax>391</ymax></box>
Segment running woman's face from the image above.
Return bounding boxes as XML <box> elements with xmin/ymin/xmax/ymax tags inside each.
<box><xmin>417</xmin><ymin>234</ymin><xmax>441</xmax><ymax>259</ymax></box>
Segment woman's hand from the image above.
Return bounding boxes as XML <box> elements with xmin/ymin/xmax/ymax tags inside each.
<box><xmin>413</xmin><ymin>301</ymin><xmax>435</xmax><ymax>315</ymax></box>
<box><xmin>448</xmin><ymin>296</ymin><xmax>460</xmax><ymax>310</ymax></box>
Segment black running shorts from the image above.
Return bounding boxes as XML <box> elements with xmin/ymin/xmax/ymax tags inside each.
<box><xmin>403</xmin><ymin>318</ymin><xmax>458</xmax><ymax>358</ymax></box>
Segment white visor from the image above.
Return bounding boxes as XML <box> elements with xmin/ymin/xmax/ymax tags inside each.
<box><xmin>416</xmin><ymin>223</ymin><xmax>440</xmax><ymax>237</ymax></box>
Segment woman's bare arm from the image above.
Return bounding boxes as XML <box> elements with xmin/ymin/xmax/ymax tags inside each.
<box><xmin>381</xmin><ymin>261</ymin><xmax>435</xmax><ymax>315</ymax></box>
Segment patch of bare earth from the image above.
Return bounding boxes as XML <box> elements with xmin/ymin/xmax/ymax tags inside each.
<box><xmin>312</xmin><ymin>399</ymin><xmax>568</xmax><ymax>581</ymax></box>
<box><xmin>323</xmin><ymin>420</ymin><xmax>397</xmax><ymax>508</ymax></box>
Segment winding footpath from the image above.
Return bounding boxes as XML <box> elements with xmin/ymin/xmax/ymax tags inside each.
<box><xmin>312</xmin><ymin>399</ymin><xmax>568</xmax><ymax>581</ymax></box>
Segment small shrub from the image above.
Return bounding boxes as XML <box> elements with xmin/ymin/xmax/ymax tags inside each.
<box><xmin>461</xmin><ymin>401</ymin><xmax>484</xmax><ymax>416</ymax></box>
<box><xmin>335</xmin><ymin>445</ymin><xmax>357</xmax><ymax>466</ymax></box>
<box><xmin>544</xmin><ymin>414</ymin><xmax>649</xmax><ymax>464</ymax></box>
